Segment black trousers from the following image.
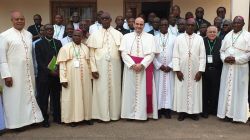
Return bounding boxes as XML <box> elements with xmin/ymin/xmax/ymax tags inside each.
<box><xmin>202</xmin><ymin>68</ymin><xmax>221</xmax><ymax>115</ymax></box>
<box><xmin>37</xmin><ymin>76</ymin><xmax>61</xmax><ymax>122</ymax></box>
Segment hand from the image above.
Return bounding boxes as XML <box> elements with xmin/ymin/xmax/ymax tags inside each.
<box><xmin>159</xmin><ymin>65</ymin><xmax>166</xmax><ymax>71</ymax></box>
<box><xmin>176</xmin><ymin>71</ymin><xmax>184</xmax><ymax>81</ymax></box>
<box><xmin>194</xmin><ymin>71</ymin><xmax>202</xmax><ymax>82</ymax></box>
<box><xmin>229</xmin><ymin>57</ymin><xmax>235</xmax><ymax>64</ymax></box>
<box><xmin>4</xmin><ymin>77</ymin><xmax>13</xmax><ymax>87</ymax></box>
<box><xmin>92</xmin><ymin>72</ymin><xmax>99</xmax><ymax>79</ymax></box>
<box><xmin>164</xmin><ymin>66</ymin><xmax>172</xmax><ymax>73</ymax></box>
<box><xmin>224</xmin><ymin>56</ymin><xmax>235</xmax><ymax>64</ymax></box>
<box><xmin>133</xmin><ymin>64</ymin><xmax>144</xmax><ymax>73</ymax></box>
<box><xmin>61</xmin><ymin>82</ymin><xmax>68</xmax><ymax>88</ymax></box>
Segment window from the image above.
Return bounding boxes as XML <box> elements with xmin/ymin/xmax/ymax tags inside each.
<box><xmin>51</xmin><ymin>0</ymin><xmax>97</xmax><ymax>25</ymax></box>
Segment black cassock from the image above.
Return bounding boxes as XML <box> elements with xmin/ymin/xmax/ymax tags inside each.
<box><xmin>202</xmin><ymin>37</ymin><xmax>223</xmax><ymax>115</ymax></box>
<box><xmin>35</xmin><ymin>38</ymin><xmax>62</xmax><ymax>123</ymax></box>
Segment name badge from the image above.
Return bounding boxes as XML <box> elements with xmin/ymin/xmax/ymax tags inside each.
<box><xmin>207</xmin><ymin>55</ymin><xmax>213</xmax><ymax>63</ymax></box>
<box><xmin>74</xmin><ymin>60</ymin><xmax>80</xmax><ymax>68</ymax></box>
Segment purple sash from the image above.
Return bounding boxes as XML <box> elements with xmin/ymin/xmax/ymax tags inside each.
<box><xmin>130</xmin><ymin>55</ymin><xmax>153</xmax><ymax>114</ymax></box>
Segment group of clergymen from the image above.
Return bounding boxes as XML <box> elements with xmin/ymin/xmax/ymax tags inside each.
<box><xmin>0</xmin><ymin>5</ymin><xmax>249</xmax><ymax>133</ymax></box>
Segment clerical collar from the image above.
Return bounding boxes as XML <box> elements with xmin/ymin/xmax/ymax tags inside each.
<box><xmin>45</xmin><ymin>36</ymin><xmax>53</xmax><ymax>42</ymax></box>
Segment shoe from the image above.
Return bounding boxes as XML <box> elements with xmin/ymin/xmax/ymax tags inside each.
<box><xmin>164</xmin><ymin>109</ymin><xmax>172</xmax><ymax>119</ymax></box>
<box><xmin>85</xmin><ymin>120</ymin><xmax>94</xmax><ymax>125</ymax></box>
<box><xmin>201</xmin><ymin>113</ymin><xmax>209</xmax><ymax>118</ymax></box>
<box><xmin>158</xmin><ymin>110</ymin><xmax>162</xmax><ymax>118</ymax></box>
<box><xmin>223</xmin><ymin>117</ymin><xmax>233</xmax><ymax>122</ymax></box>
<box><xmin>191</xmin><ymin>114</ymin><xmax>199</xmax><ymax>121</ymax></box>
<box><xmin>69</xmin><ymin>122</ymin><xmax>77</xmax><ymax>127</ymax></box>
<box><xmin>178</xmin><ymin>113</ymin><xmax>185</xmax><ymax>121</ymax></box>
<box><xmin>42</xmin><ymin>121</ymin><xmax>50</xmax><ymax>128</ymax></box>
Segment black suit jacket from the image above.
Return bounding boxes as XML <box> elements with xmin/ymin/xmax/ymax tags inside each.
<box><xmin>27</xmin><ymin>24</ymin><xmax>42</xmax><ymax>41</ymax></box>
<box><xmin>148</xmin><ymin>30</ymin><xmax>154</xmax><ymax>36</ymax></box>
<box><xmin>195</xmin><ymin>18</ymin><xmax>211</xmax><ymax>33</ymax></box>
<box><xmin>115</xmin><ymin>27</ymin><xmax>130</xmax><ymax>35</ymax></box>
<box><xmin>203</xmin><ymin>37</ymin><xmax>222</xmax><ymax>70</ymax></box>
<box><xmin>35</xmin><ymin>38</ymin><xmax>62</xmax><ymax>82</ymax></box>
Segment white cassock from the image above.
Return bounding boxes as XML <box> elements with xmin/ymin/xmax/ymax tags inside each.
<box><xmin>172</xmin><ymin>33</ymin><xmax>206</xmax><ymax>114</ymax></box>
<box><xmin>168</xmin><ymin>25</ymin><xmax>178</xmax><ymax>36</ymax></box>
<box><xmin>87</xmin><ymin>27</ymin><xmax>123</xmax><ymax>121</ymax></box>
<box><xmin>60</xmin><ymin>36</ymin><xmax>72</xmax><ymax>46</ymax></box>
<box><xmin>120</xmin><ymin>32</ymin><xmax>159</xmax><ymax>120</ymax></box>
<box><xmin>57</xmin><ymin>42</ymin><xmax>92</xmax><ymax>123</ymax></box>
<box><xmin>73</xmin><ymin>22</ymin><xmax>79</xmax><ymax>30</ymax></box>
<box><xmin>143</xmin><ymin>23</ymin><xmax>153</xmax><ymax>32</ymax></box>
<box><xmin>89</xmin><ymin>21</ymin><xmax>102</xmax><ymax>34</ymax></box>
<box><xmin>217</xmin><ymin>30</ymin><xmax>250</xmax><ymax>123</ymax></box>
<box><xmin>0</xmin><ymin>28</ymin><xmax>43</xmax><ymax>129</ymax></box>
<box><xmin>154</xmin><ymin>33</ymin><xmax>176</xmax><ymax>110</ymax></box>
<box><xmin>53</xmin><ymin>24</ymin><xmax>65</xmax><ymax>40</ymax></box>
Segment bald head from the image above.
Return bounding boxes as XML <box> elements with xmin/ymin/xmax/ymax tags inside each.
<box><xmin>72</xmin><ymin>30</ymin><xmax>83</xmax><ymax>45</ymax></box>
<box><xmin>101</xmin><ymin>12</ymin><xmax>111</xmax><ymax>19</ymax></box>
<box><xmin>207</xmin><ymin>26</ymin><xmax>218</xmax><ymax>40</ymax></box>
<box><xmin>134</xmin><ymin>17</ymin><xmax>145</xmax><ymax>34</ymax></box>
<box><xmin>233</xmin><ymin>16</ymin><xmax>245</xmax><ymax>33</ymax></box>
<box><xmin>11</xmin><ymin>11</ymin><xmax>25</xmax><ymax>31</ymax></box>
<box><xmin>101</xmin><ymin>12</ymin><xmax>112</xmax><ymax>29</ymax></box>
<box><xmin>186</xmin><ymin>18</ymin><xmax>195</xmax><ymax>25</ymax></box>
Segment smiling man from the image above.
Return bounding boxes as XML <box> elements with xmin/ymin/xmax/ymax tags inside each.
<box><xmin>87</xmin><ymin>12</ymin><xmax>123</xmax><ymax>122</ymax></box>
<box><xmin>0</xmin><ymin>11</ymin><xmax>43</xmax><ymax>129</ymax></box>
<box><xmin>217</xmin><ymin>16</ymin><xmax>250</xmax><ymax>123</ymax></box>
<box><xmin>57</xmin><ymin>30</ymin><xmax>93</xmax><ymax>127</ymax></box>
<box><xmin>120</xmin><ymin>17</ymin><xmax>159</xmax><ymax>120</ymax></box>
<box><xmin>202</xmin><ymin>26</ymin><xmax>223</xmax><ymax>118</ymax></box>
<box><xmin>172</xmin><ymin>18</ymin><xmax>206</xmax><ymax>121</ymax></box>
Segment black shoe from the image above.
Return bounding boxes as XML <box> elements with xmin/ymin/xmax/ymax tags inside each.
<box><xmin>69</xmin><ymin>122</ymin><xmax>77</xmax><ymax>127</ymax></box>
<box><xmin>85</xmin><ymin>120</ymin><xmax>94</xmax><ymax>125</ymax></box>
<box><xmin>164</xmin><ymin>109</ymin><xmax>172</xmax><ymax>119</ymax></box>
<box><xmin>42</xmin><ymin>121</ymin><xmax>50</xmax><ymax>128</ymax></box>
<box><xmin>191</xmin><ymin>114</ymin><xmax>199</xmax><ymax>121</ymax></box>
<box><xmin>201</xmin><ymin>113</ymin><xmax>209</xmax><ymax>118</ymax></box>
<box><xmin>178</xmin><ymin>113</ymin><xmax>185</xmax><ymax>121</ymax></box>
<box><xmin>158</xmin><ymin>110</ymin><xmax>162</xmax><ymax>118</ymax></box>
<box><xmin>223</xmin><ymin>117</ymin><xmax>233</xmax><ymax>122</ymax></box>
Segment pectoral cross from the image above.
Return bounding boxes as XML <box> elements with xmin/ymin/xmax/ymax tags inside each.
<box><xmin>188</xmin><ymin>51</ymin><xmax>191</xmax><ymax>57</ymax></box>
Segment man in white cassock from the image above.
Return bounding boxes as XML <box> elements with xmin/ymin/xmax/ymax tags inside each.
<box><xmin>87</xmin><ymin>12</ymin><xmax>123</xmax><ymax>122</ymax></box>
<box><xmin>120</xmin><ymin>17</ymin><xmax>159</xmax><ymax>120</ymax></box>
<box><xmin>172</xmin><ymin>18</ymin><xmax>206</xmax><ymax>121</ymax></box>
<box><xmin>217</xmin><ymin>16</ymin><xmax>250</xmax><ymax>123</ymax></box>
<box><xmin>57</xmin><ymin>30</ymin><xmax>93</xmax><ymax>127</ymax></box>
<box><xmin>0</xmin><ymin>11</ymin><xmax>43</xmax><ymax>129</ymax></box>
<box><xmin>154</xmin><ymin>19</ymin><xmax>176</xmax><ymax>119</ymax></box>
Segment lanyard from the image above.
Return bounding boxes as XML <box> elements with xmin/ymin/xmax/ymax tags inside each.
<box><xmin>160</xmin><ymin>33</ymin><xmax>169</xmax><ymax>51</ymax></box>
<box><xmin>231</xmin><ymin>30</ymin><xmax>243</xmax><ymax>47</ymax></box>
<box><xmin>35</xmin><ymin>24</ymin><xmax>40</xmax><ymax>35</ymax></box>
<box><xmin>72</xmin><ymin>43</ymin><xmax>81</xmax><ymax>59</ymax></box>
<box><xmin>207</xmin><ymin>39</ymin><xmax>216</xmax><ymax>55</ymax></box>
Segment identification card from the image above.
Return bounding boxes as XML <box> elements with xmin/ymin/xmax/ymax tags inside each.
<box><xmin>207</xmin><ymin>55</ymin><xmax>213</xmax><ymax>63</ymax></box>
<box><xmin>73</xmin><ymin>60</ymin><xmax>80</xmax><ymax>68</ymax></box>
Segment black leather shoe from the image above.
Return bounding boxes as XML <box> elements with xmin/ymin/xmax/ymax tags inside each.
<box><xmin>158</xmin><ymin>110</ymin><xmax>162</xmax><ymax>118</ymax></box>
<box><xmin>178</xmin><ymin>113</ymin><xmax>185</xmax><ymax>121</ymax></box>
<box><xmin>42</xmin><ymin>121</ymin><xmax>50</xmax><ymax>128</ymax></box>
<box><xmin>191</xmin><ymin>114</ymin><xmax>199</xmax><ymax>121</ymax></box>
<box><xmin>69</xmin><ymin>122</ymin><xmax>77</xmax><ymax>127</ymax></box>
<box><xmin>201</xmin><ymin>113</ymin><xmax>209</xmax><ymax>118</ymax></box>
<box><xmin>85</xmin><ymin>120</ymin><xmax>94</xmax><ymax>125</ymax></box>
<box><xmin>164</xmin><ymin>109</ymin><xmax>172</xmax><ymax>119</ymax></box>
